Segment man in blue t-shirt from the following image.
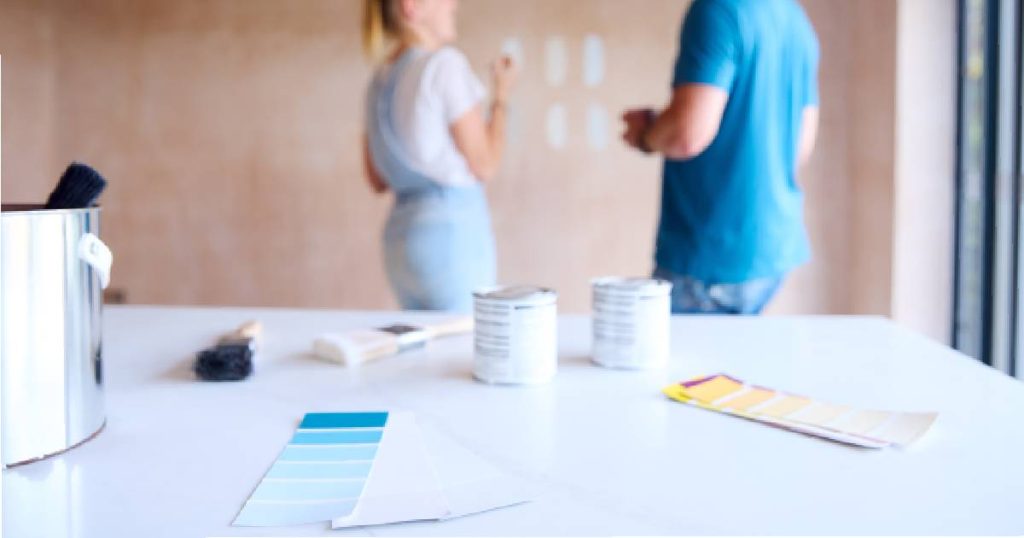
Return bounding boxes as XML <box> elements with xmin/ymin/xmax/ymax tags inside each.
<box><xmin>621</xmin><ymin>0</ymin><xmax>820</xmax><ymax>314</ymax></box>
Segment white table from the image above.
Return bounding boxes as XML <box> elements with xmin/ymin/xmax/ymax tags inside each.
<box><xmin>4</xmin><ymin>306</ymin><xmax>1024</xmax><ymax>537</ymax></box>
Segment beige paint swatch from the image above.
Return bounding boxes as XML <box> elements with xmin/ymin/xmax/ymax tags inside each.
<box><xmin>790</xmin><ymin>403</ymin><xmax>851</xmax><ymax>427</ymax></box>
<box><xmin>837</xmin><ymin>410</ymin><xmax>892</xmax><ymax>436</ymax></box>
<box><xmin>753</xmin><ymin>395</ymin><xmax>812</xmax><ymax>418</ymax></box>
<box><xmin>871</xmin><ymin>412</ymin><xmax>938</xmax><ymax>445</ymax></box>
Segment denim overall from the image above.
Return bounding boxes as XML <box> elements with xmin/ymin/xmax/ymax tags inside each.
<box><xmin>366</xmin><ymin>49</ymin><xmax>496</xmax><ymax>312</ymax></box>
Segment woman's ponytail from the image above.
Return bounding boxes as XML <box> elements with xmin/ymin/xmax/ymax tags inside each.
<box><xmin>362</xmin><ymin>0</ymin><xmax>396</xmax><ymax>61</ymax></box>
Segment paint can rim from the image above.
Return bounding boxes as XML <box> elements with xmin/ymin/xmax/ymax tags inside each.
<box><xmin>473</xmin><ymin>284</ymin><xmax>558</xmax><ymax>303</ymax></box>
<box><xmin>591</xmin><ymin>276</ymin><xmax>672</xmax><ymax>294</ymax></box>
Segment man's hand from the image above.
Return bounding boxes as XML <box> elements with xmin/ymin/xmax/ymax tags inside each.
<box><xmin>621</xmin><ymin>108</ymin><xmax>656</xmax><ymax>152</ymax></box>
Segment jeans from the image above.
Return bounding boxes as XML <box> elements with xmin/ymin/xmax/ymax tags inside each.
<box><xmin>652</xmin><ymin>266</ymin><xmax>784</xmax><ymax>315</ymax></box>
<box><xmin>383</xmin><ymin>186</ymin><xmax>496</xmax><ymax>313</ymax></box>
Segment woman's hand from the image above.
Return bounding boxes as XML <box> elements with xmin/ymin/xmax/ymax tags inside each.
<box><xmin>362</xmin><ymin>134</ymin><xmax>388</xmax><ymax>194</ymax></box>
<box><xmin>491</xmin><ymin>55</ymin><xmax>519</xmax><ymax>104</ymax></box>
<box><xmin>450</xmin><ymin>55</ymin><xmax>518</xmax><ymax>182</ymax></box>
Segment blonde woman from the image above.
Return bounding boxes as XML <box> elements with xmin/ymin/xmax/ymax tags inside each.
<box><xmin>362</xmin><ymin>0</ymin><xmax>516</xmax><ymax>312</ymax></box>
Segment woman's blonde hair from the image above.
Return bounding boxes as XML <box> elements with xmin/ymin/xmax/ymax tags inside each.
<box><xmin>362</xmin><ymin>0</ymin><xmax>400</xmax><ymax>60</ymax></box>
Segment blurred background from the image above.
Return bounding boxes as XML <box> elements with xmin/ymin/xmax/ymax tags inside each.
<box><xmin>2</xmin><ymin>0</ymin><xmax>1021</xmax><ymax>376</ymax></box>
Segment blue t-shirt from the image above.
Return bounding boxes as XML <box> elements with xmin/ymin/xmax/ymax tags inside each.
<box><xmin>655</xmin><ymin>0</ymin><xmax>819</xmax><ymax>283</ymax></box>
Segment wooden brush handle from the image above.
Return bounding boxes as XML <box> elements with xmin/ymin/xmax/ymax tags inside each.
<box><xmin>424</xmin><ymin>316</ymin><xmax>474</xmax><ymax>339</ymax></box>
<box><xmin>233</xmin><ymin>320</ymin><xmax>263</xmax><ymax>339</ymax></box>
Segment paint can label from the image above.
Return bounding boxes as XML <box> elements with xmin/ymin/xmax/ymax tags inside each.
<box><xmin>473</xmin><ymin>286</ymin><xmax>558</xmax><ymax>384</ymax></box>
<box><xmin>591</xmin><ymin>277</ymin><xmax>672</xmax><ymax>369</ymax></box>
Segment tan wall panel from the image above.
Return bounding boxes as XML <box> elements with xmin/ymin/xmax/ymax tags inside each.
<box><xmin>1</xmin><ymin>0</ymin><xmax>58</xmax><ymax>202</ymax></box>
<box><xmin>454</xmin><ymin>0</ymin><xmax>681</xmax><ymax>311</ymax></box>
<box><xmin>49</xmin><ymin>0</ymin><xmax>390</xmax><ymax>307</ymax></box>
<box><xmin>848</xmin><ymin>0</ymin><xmax>898</xmax><ymax>315</ymax></box>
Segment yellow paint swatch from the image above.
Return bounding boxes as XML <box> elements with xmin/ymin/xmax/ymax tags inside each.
<box><xmin>720</xmin><ymin>387</ymin><xmax>775</xmax><ymax>411</ymax></box>
<box><xmin>682</xmin><ymin>375</ymin><xmax>743</xmax><ymax>403</ymax></box>
<box><xmin>662</xmin><ymin>384</ymin><xmax>692</xmax><ymax>403</ymax></box>
<box><xmin>839</xmin><ymin>410</ymin><xmax>892</xmax><ymax>435</ymax></box>
<box><xmin>754</xmin><ymin>395</ymin><xmax>811</xmax><ymax>418</ymax></box>
<box><xmin>791</xmin><ymin>403</ymin><xmax>850</xmax><ymax>427</ymax></box>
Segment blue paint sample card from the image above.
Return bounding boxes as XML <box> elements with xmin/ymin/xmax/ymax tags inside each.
<box><xmin>233</xmin><ymin>412</ymin><xmax>389</xmax><ymax>527</ymax></box>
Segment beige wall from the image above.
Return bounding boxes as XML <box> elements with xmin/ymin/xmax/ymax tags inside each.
<box><xmin>0</xmin><ymin>0</ymin><xmax>955</xmax><ymax>334</ymax></box>
<box><xmin>1</xmin><ymin>0</ymin><xmax>56</xmax><ymax>199</ymax></box>
<box><xmin>847</xmin><ymin>0</ymin><xmax>899</xmax><ymax>316</ymax></box>
<box><xmin>892</xmin><ymin>0</ymin><xmax>956</xmax><ymax>342</ymax></box>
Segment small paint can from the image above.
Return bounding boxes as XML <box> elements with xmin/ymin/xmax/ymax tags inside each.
<box><xmin>591</xmin><ymin>277</ymin><xmax>672</xmax><ymax>369</ymax></box>
<box><xmin>473</xmin><ymin>285</ymin><xmax>558</xmax><ymax>385</ymax></box>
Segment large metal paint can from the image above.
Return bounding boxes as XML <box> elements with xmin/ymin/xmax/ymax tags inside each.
<box><xmin>1</xmin><ymin>204</ymin><xmax>112</xmax><ymax>467</ymax></box>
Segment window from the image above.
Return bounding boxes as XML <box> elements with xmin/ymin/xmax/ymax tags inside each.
<box><xmin>954</xmin><ymin>0</ymin><xmax>1023</xmax><ymax>377</ymax></box>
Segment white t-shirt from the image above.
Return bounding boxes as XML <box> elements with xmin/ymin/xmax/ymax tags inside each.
<box><xmin>375</xmin><ymin>46</ymin><xmax>486</xmax><ymax>187</ymax></box>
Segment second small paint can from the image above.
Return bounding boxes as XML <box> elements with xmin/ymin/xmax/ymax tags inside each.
<box><xmin>591</xmin><ymin>277</ymin><xmax>672</xmax><ymax>369</ymax></box>
<box><xmin>473</xmin><ymin>285</ymin><xmax>558</xmax><ymax>385</ymax></box>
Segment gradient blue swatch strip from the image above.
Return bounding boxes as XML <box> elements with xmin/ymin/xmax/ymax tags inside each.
<box><xmin>250</xmin><ymin>479</ymin><xmax>366</xmax><ymax>501</ymax></box>
<box><xmin>233</xmin><ymin>411</ymin><xmax>388</xmax><ymax>527</ymax></box>
<box><xmin>265</xmin><ymin>461</ymin><xmax>372</xmax><ymax>479</ymax></box>
<box><xmin>278</xmin><ymin>445</ymin><xmax>378</xmax><ymax>462</ymax></box>
<box><xmin>290</xmin><ymin>430</ymin><xmax>383</xmax><ymax>445</ymax></box>
<box><xmin>299</xmin><ymin>412</ymin><xmax>389</xmax><ymax>429</ymax></box>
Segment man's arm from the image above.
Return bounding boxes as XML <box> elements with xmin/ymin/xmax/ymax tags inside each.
<box><xmin>797</xmin><ymin>106</ymin><xmax>819</xmax><ymax>168</ymax></box>
<box><xmin>620</xmin><ymin>84</ymin><xmax>728</xmax><ymax>160</ymax></box>
<box><xmin>621</xmin><ymin>0</ymin><xmax>736</xmax><ymax>160</ymax></box>
<box><xmin>643</xmin><ymin>83</ymin><xmax>728</xmax><ymax>160</ymax></box>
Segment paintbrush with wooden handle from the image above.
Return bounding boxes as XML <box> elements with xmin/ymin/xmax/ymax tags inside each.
<box><xmin>194</xmin><ymin>320</ymin><xmax>262</xmax><ymax>381</ymax></box>
<box><xmin>312</xmin><ymin>317</ymin><xmax>473</xmax><ymax>366</ymax></box>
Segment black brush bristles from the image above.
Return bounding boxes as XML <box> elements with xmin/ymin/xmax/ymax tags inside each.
<box><xmin>194</xmin><ymin>344</ymin><xmax>254</xmax><ymax>381</ymax></box>
<box><xmin>45</xmin><ymin>162</ymin><xmax>108</xmax><ymax>209</ymax></box>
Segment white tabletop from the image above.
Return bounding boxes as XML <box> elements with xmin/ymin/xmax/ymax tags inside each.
<box><xmin>4</xmin><ymin>306</ymin><xmax>1024</xmax><ymax>537</ymax></box>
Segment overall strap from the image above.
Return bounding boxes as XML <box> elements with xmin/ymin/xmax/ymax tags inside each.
<box><xmin>366</xmin><ymin>49</ymin><xmax>441</xmax><ymax>195</ymax></box>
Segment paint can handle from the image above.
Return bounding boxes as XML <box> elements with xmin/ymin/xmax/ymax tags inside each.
<box><xmin>78</xmin><ymin>233</ymin><xmax>112</xmax><ymax>289</ymax></box>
